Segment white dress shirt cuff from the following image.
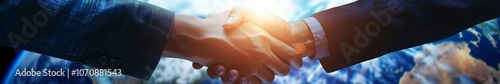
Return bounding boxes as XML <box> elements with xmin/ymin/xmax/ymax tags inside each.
<box><xmin>303</xmin><ymin>17</ymin><xmax>330</xmax><ymax>60</ymax></box>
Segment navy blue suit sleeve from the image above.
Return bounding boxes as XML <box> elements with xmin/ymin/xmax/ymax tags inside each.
<box><xmin>0</xmin><ymin>0</ymin><xmax>174</xmax><ymax>79</ymax></box>
<box><xmin>312</xmin><ymin>0</ymin><xmax>500</xmax><ymax>72</ymax></box>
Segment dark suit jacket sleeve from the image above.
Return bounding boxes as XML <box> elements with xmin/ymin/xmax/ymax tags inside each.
<box><xmin>312</xmin><ymin>0</ymin><xmax>500</xmax><ymax>72</ymax></box>
<box><xmin>0</xmin><ymin>0</ymin><xmax>174</xmax><ymax>79</ymax></box>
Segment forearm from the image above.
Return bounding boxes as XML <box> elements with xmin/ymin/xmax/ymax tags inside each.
<box><xmin>312</xmin><ymin>0</ymin><xmax>500</xmax><ymax>72</ymax></box>
<box><xmin>163</xmin><ymin>14</ymin><xmax>229</xmax><ymax>63</ymax></box>
<box><xmin>0</xmin><ymin>1</ymin><xmax>175</xmax><ymax>79</ymax></box>
<box><xmin>164</xmin><ymin>14</ymin><xmax>202</xmax><ymax>59</ymax></box>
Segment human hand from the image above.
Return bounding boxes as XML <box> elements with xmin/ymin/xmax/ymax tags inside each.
<box><xmin>163</xmin><ymin>9</ymin><xmax>300</xmax><ymax>84</ymax></box>
<box><xmin>192</xmin><ymin>8</ymin><xmax>316</xmax><ymax>83</ymax></box>
<box><xmin>223</xmin><ymin>8</ymin><xmax>314</xmax><ymax>56</ymax></box>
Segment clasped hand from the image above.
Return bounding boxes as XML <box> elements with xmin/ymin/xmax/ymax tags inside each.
<box><xmin>164</xmin><ymin>8</ymin><xmax>307</xmax><ymax>84</ymax></box>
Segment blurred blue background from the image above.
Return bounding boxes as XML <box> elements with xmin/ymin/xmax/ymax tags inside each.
<box><xmin>4</xmin><ymin>0</ymin><xmax>500</xmax><ymax>83</ymax></box>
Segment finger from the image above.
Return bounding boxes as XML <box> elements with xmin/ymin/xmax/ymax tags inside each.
<box><xmin>192</xmin><ymin>62</ymin><xmax>203</xmax><ymax>69</ymax></box>
<box><xmin>293</xmin><ymin>43</ymin><xmax>306</xmax><ymax>68</ymax></box>
<box><xmin>222</xmin><ymin>69</ymin><xmax>239</xmax><ymax>83</ymax></box>
<box><xmin>248</xmin><ymin>75</ymin><xmax>262</xmax><ymax>84</ymax></box>
<box><xmin>236</xmin><ymin>76</ymin><xmax>248</xmax><ymax>84</ymax></box>
<box><xmin>256</xmin><ymin>19</ymin><xmax>292</xmax><ymax>43</ymax></box>
<box><xmin>263</xmin><ymin>54</ymin><xmax>290</xmax><ymax>76</ymax></box>
<box><xmin>207</xmin><ymin>65</ymin><xmax>226</xmax><ymax>79</ymax></box>
<box><xmin>292</xmin><ymin>55</ymin><xmax>303</xmax><ymax>68</ymax></box>
<box><xmin>254</xmin><ymin>66</ymin><xmax>275</xmax><ymax>83</ymax></box>
<box><xmin>241</xmin><ymin>23</ymin><xmax>302</xmax><ymax>69</ymax></box>
<box><xmin>270</xmin><ymin>39</ymin><xmax>302</xmax><ymax>68</ymax></box>
<box><xmin>223</xmin><ymin>8</ymin><xmax>244</xmax><ymax>29</ymax></box>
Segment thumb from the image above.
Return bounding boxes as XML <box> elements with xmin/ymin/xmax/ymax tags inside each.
<box><xmin>223</xmin><ymin>8</ymin><xmax>244</xmax><ymax>29</ymax></box>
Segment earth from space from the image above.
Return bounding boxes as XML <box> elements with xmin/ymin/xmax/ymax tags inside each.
<box><xmin>4</xmin><ymin>0</ymin><xmax>500</xmax><ymax>83</ymax></box>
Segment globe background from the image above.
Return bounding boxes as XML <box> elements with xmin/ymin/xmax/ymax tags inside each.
<box><xmin>4</xmin><ymin>0</ymin><xmax>500</xmax><ymax>83</ymax></box>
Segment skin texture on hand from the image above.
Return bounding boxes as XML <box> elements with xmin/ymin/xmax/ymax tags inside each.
<box><xmin>226</xmin><ymin>8</ymin><xmax>317</xmax><ymax>60</ymax></box>
<box><xmin>163</xmin><ymin>10</ymin><xmax>299</xmax><ymax>84</ymax></box>
<box><xmin>224</xmin><ymin>8</ymin><xmax>304</xmax><ymax>67</ymax></box>
<box><xmin>223</xmin><ymin>8</ymin><xmax>293</xmax><ymax>43</ymax></box>
<box><xmin>192</xmin><ymin>8</ymin><xmax>318</xmax><ymax>84</ymax></box>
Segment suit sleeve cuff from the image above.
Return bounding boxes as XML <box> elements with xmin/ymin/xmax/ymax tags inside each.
<box><xmin>303</xmin><ymin>17</ymin><xmax>330</xmax><ymax>60</ymax></box>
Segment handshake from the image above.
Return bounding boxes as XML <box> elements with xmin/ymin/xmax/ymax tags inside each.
<box><xmin>162</xmin><ymin>8</ymin><xmax>315</xmax><ymax>84</ymax></box>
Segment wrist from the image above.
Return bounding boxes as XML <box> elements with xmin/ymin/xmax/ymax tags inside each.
<box><xmin>164</xmin><ymin>14</ymin><xmax>229</xmax><ymax>64</ymax></box>
<box><xmin>290</xmin><ymin>21</ymin><xmax>315</xmax><ymax>58</ymax></box>
<box><xmin>164</xmin><ymin>14</ymin><xmax>205</xmax><ymax>59</ymax></box>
